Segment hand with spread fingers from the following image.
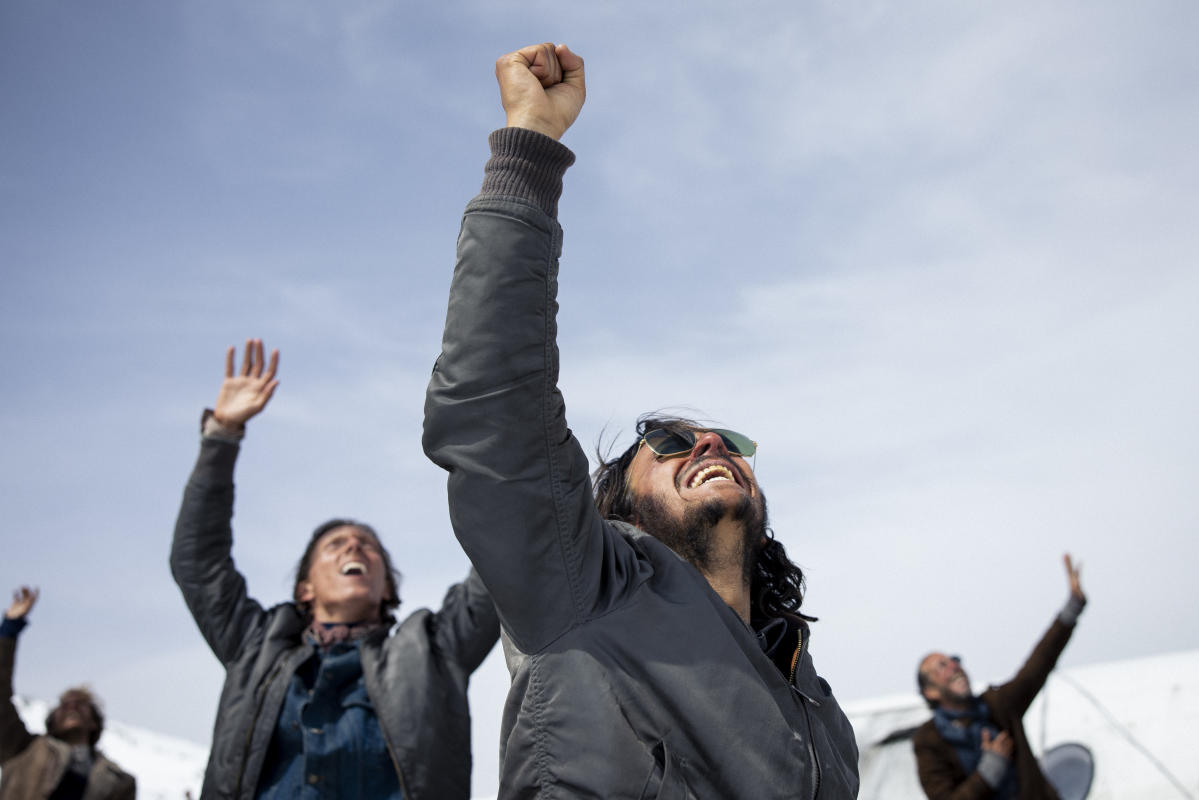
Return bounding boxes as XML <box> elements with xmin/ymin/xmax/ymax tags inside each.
<box><xmin>5</xmin><ymin>586</ymin><xmax>38</xmax><ymax>620</ymax></box>
<box><xmin>1063</xmin><ymin>553</ymin><xmax>1085</xmax><ymax>604</ymax></box>
<box><xmin>496</xmin><ymin>42</ymin><xmax>586</xmax><ymax>141</ymax></box>
<box><xmin>213</xmin><ymin>338</ymin><xmax>280</xmax><ymax>429</ymax></box>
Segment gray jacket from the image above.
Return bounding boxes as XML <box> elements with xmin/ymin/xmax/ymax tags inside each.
<box><xmin>170</xmin><ymin>435</ymin><xmax>499</xmax><ymax>800</ymax></box>
<box><xmin>424</xmin><ymin>127</ymin><xmax>859</xmax><ymax>799</ymax></box>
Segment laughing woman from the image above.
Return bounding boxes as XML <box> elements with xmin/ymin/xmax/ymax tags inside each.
<box><xmin>170</xmin><ymin>340</ymin><xmax>498</xmax><ymax>800</ymax></box>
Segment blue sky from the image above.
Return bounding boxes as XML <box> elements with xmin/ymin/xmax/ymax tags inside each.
<box><xmin>3</xmin><ymin>2</ymin><xmax>1197</xmax><ymax>796</ymax></box>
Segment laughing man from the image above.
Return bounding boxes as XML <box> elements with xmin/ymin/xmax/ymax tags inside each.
<box><xmin>1</xmin><ymin>587</ymin><xmax>136</xmax><ymax>800</ymax></box>
<box><xmin>423</xmin><ymin>43</ymin><xmax>859</xmax><ymax>798</ymax></box>
<box><xmin>913</xmin><ymin>555</ymin><xmax>1087</xmax><ymax>800</ymax></box>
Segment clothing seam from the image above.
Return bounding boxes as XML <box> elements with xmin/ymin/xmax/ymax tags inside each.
<box><xmin>538</xmin><ymin>215</ymin><xmax>588</xmax><ymax>630</ymax></box>
<box><xmin>528</xmin><ymin>655</ymin><xmax>555</xmax><ymax>798</ymax></box>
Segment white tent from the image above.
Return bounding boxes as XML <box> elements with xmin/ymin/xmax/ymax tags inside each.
<box><xmin>845</xmin><ymin>649</ymin><xmax>1199</xmax><ymax>799</ymax></box>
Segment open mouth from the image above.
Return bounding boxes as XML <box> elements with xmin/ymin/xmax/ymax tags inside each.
<box><xmin>340</xmin><ymin>561</ymin><xmax>367</xmax><ymax>576</ymax></box>
<box><xmin>687</xmin><ymin>463</ymin><xmax>738</xmax><ymax>489</ymax></box>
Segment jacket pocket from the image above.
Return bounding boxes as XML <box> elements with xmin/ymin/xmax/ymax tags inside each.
<box><xmin>637</xmin><ymin>740</ymin><xmax>697</xmax><ymax>800</ymax></box>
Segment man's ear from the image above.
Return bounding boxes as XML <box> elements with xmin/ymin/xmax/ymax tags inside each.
<box><xmin>297</xmin><ymin>581</ymin><xmax>315</xmax><ymax>604</ymax></box>
<box><xmin>921</xmin><ymin>685</ymin><xmax>940</xmax><ymax>705</ymax></box>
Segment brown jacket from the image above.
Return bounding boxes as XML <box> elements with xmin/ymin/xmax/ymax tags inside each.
<box><xmin>0</xmin><ymin>637</ymin><xmax>136</xmax><ymax>800</ymax></box>
<box><xmin>912</xmin><ymin>618</ymin><xmax>1076</xmax><ymax>800</ymax></box>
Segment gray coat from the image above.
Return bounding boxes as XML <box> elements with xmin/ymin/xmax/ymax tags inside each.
<box><xmin>170</xmin><ymin>436</ymin><xmax>499</xmax><ymax>800</ymax></box>
<box><xmin>424</xmin><ymin>127</ymin><xmax>859</xmax><ymax>799</ymax></box>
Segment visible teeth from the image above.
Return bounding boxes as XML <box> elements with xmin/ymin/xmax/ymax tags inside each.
<box><xmin>689</xmin><ymin>465</ymin><xmax>735</xmax><ymax>488</ymax></box>
<box><xmin>340</xmin><ymin>562</ymin><xmax>366</xmax><ymax>576</ymax></box>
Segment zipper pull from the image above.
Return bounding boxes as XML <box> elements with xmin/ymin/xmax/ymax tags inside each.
<box><xmin>790</xmin><ymin>684</ymin><xmax>823</xmax><ymax>707</ymax></box>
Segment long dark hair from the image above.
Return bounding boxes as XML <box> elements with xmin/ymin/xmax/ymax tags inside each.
<box><xmin>593</xmin><ymin>414</ymin><xmax>814</xmax><ymax>622</ymax></box>
<box><xmin>293</xmin><ymin>518</ymin><xmax>403</xmax><ymax>624</ymax></box>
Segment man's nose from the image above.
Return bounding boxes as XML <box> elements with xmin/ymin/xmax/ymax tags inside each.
<box><xmin>691</xmin><ymin>430</ymin><xmax>730</xmax><ymax>459</ymax></box>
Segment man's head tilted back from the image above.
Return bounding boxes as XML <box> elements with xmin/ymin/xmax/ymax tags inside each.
<box><xmin>593</xmin><ymin>415</ymin><xmax>812</xmax><ymax>623</ymax></box>
<box><xmin>45</xmin><ymin>686</ymin><xmax>104</xmax><ymax>747</ymax></box>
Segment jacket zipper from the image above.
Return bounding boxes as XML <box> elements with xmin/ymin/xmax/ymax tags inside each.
<box><xmin>790</xmin><ymin>628</ymin><xmax>823</xmax><ymax>799</ymax></box>
<box><xmin>789</xmin><ymin>627</ymin><xmax>803</xmax><ymax>684</ymax></box>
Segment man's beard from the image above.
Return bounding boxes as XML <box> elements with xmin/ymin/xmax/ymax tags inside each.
<box><xmin>47</xmin><ymin>708</ymin><xmax>95</xmax><ymax>741</ymax></box>
<box><xmin>630</xmin><ymin>489</ymin><xmax>768</xmax><ymax>584</ymax></box>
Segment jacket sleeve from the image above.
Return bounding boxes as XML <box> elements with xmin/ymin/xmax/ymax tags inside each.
<box><xmin>0</xmin><ymin>634</ymin><xmax>35</xmax><ymax>764</ymax></box>
<box><xmin>992</xmin><ymin>616</ymin><xmax>1075</xmax><ymax>716</ymax></box>
<box><xmin>913</xmin><ymin>725</ymin><xmax>994</xmax><ymax>800</ymax></box>
<box><xmin>432</xmin><ymin>567</ymin><xmax>501</xmax><ymax>674</ymax></box>
<box><xmin>423</xmin><ymin>128</ymin><xmax>640</xmax><ymax>653</ymax></box>
<box><xmin>170</xmin><ymin>434</ymin><xmax>267</xmax><ymax>667</ymax></box>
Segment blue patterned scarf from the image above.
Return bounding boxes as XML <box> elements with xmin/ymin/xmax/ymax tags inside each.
<box><xmin>933</xmin><ymin>699</ymin><xmax>1018</xmax><ymax>799</ymax></box>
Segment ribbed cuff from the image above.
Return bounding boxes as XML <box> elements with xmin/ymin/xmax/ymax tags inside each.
<box><xmin>481</xmin><ymin>127</ymin><xmax>576</xmax><ymax>218</ymax></box>
<box><xmin>201</xmin><ymin>408</ymin><xmax>245</xmax><ymax>443</ymax></box>
<box><xmin>977</xmin><ymin>749</ymin><xmax>1010</xmax><ymax>789</ymax></box>
<box><xmin>0</xmin><ymin>616</ymin><xmax>27</xmax><ymax>638</ymax></box>
<box><xmin>1058</xmin><ymin>594</ymin><xmax>1086</xmax><ymax>626</ymax></box>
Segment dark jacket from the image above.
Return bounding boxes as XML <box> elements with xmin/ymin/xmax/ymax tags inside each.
<box><xmin>0</xmin><ymin>637</ymin><xmax>136</xmax><ymax>800</ymax></box>
<box><xmin>170</xmin><ymin>436</ymin><xmax>500</xmax><ymax>800</ymax></box>
<box><xmin>423</xmin><ymin>127</ymin><xmax>859</xmax><ymax>799</ymax></box>
<box><xmin>912</xmin><ymin>618</ymin><xmax>1077</xmax><ymax>800</ymax></box>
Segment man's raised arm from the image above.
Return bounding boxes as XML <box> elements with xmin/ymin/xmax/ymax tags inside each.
<box><xmin>998</xmin><ymin>553</ymin><xmax>1088</xmax><ymax>716</ymax></box>
<box><xmin>0</xmin><ymin>587</ymin><xmax>39</xmax><ymax>762</ymax></box>
<box><xmin>423</xmin><ymin>44</ymin><xmax>619</xmax><ymax>653</ymax></box>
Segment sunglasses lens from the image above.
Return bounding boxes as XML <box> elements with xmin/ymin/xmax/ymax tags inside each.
<box><xmin>712</xmin><ymin>429</ymin><xmax>756</xmax><ymax>457</ymax></box>
<box><xmin>643</xmin><ymin>429</ymin><xmax>695</xmax><ymax>456</ymax></box>
<box><xmin>643</xmin><ymin>428</ymin><xmax>756</xmax><ymax>458</ymax></box>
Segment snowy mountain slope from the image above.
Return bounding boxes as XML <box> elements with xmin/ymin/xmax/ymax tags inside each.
<box><xmin>2</xmin><ymin>696</ymin><xmax>206</xmax><ymax>800</ymax></box>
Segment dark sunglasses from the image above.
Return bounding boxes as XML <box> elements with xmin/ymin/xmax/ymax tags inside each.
<box><xmin>640</xmin><ymin>427</ymin><xmax>757</xmax><ymax>459</ymax></box>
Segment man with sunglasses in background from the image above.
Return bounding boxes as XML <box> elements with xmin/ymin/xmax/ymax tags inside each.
<box><xmin>913</xmin><ymin>555</ymin><xmax>1086</xmax><ymax>800</ymax></box>
<box><xmin>423</xmin><ymin>42</ymin><xmax>858</xmax><ymax>798</ymax></box>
